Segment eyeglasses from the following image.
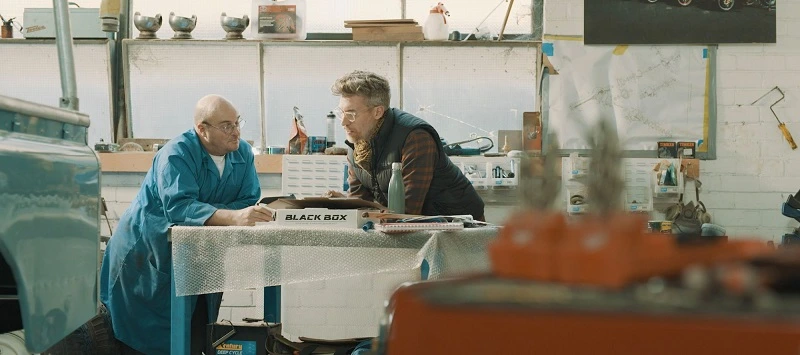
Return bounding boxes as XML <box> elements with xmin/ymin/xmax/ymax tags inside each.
<box><xmin>204</xmin><ymin>118</ymin><xmax>244</xmax><ymax>135</ymax></box>
<box><xmin>333</xmin><ymin>107</ymin><xmax>373</xmax><ymax>123</ymax></box>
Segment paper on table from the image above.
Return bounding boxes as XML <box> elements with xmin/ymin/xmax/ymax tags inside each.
<box><xmin>375</xmin><ymin>222</ymin><xmax>464</xmax><ymax>233</ymax></box>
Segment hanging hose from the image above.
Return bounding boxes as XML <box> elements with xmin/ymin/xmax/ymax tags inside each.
<box><xmin>442</xmin><ymin>136</ymin><xmax>494</xmax><ymax>155</ymax></box>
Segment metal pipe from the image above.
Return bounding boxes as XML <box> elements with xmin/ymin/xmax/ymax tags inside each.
<box><xmin>702</xmin><ymin>44</ymin><xmax>718</xmax><ymax>160</ymax></box>
<box><xmin>121</xmin><ymin>0</ymin><xmax>131</xmax><ymax>40</ymax></box>
<box><xmin>258</xmin><ymin>42</ymin><xmax>267</xmax><ymax>149</ymax></box>
<box><xmin>397</xmin><ymin>43</ymin><xmax>404</xmax><ymax>110</ymax></box>
<box><xmin>111</xmin><ymin>0</ymin><xmax>131</xmax><ymax>141</ymax></box>
<box><xmin>0</xmin><ymin>95</ymin><xmax>90</xmax><ymax>127</ymax></box>
<box><xmin>53</xmin><ymin>0</ymin><xmax>80</xmax><ymax>111</ymax></box>
<box><xmin>533</xmin><ymin>0</ymin><xmax>543</xmax><ymax>40</ymax></box>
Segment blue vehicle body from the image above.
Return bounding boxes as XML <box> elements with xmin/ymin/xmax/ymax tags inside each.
<box><xmin>0</xmin><ymin>95</ymin><xmax>100</xmax><ymax>353</ymax></box>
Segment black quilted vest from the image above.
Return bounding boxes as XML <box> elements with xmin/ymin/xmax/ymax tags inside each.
<box><xmin>346</xmin><ymin>109</ymin><xmax>484</xmax><ymax>219</ymax></box>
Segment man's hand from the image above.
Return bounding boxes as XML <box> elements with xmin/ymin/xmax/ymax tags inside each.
<box><xmin>324</xmin><ymin>190</ymin><xmax>346</xmax><ymax>198</ymax></box>
<box><xmin>235</xmin><ymin>205</ymin><xmax>273</xmax><ymax>226</ymax></box>
<box><xmin>206</xmin><ymin>205</ymin><xmax>273</xmax><ymax>226</ymax></box>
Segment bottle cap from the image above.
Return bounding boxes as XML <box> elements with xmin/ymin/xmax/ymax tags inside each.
<box><xmin>392</xmin><ymin>162</ymin><xmax>402</xmax><ymax>169</ymax></box>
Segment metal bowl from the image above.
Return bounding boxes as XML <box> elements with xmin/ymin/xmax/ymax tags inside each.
<box><xmin>220</xmin><ymin>12</ymin><xmax>249</xmax><ymax>39</ymax></box>
<box><xmin>168</xmin><ymin>12</ymin><xmax>197</xmax><ymax>39</ymax></box>
<box><xmin>133</xmin><ymin>12</ymin><xmax>162</xmax><ymax>39</ymax></box>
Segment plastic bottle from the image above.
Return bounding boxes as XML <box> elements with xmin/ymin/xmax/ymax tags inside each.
<box><xmin>326</xmin><ymin>111</ymin><xmax>336</xmax><ymax>148</ymax></box>
<box><xmin>388</xmin><ymin>162</ymin><xmax>405</xmax><ymax>214</ymax></box>
<box><xmin>423</xmin><ymin>2</ymin><xmax>449</xmax><ymax>41</ymax></box>
<box><xmin>342</xmin><ymin>163</ymin><xmax>350</xmax><ymax>192</ymax></box>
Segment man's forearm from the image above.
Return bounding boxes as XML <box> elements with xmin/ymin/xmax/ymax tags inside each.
<box><xmin>205</xmin><ymin>209</ymin><xmax>238</xmax><ymax>226</ymax></box>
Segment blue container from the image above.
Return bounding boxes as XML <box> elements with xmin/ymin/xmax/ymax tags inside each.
<box><xmin>308</xmin><ymin>136</ymin><xmax>327</xmax><ymax>154</ymax></box>
<box><xmin>342</xmin><ymin>163</ymin><xmax>350</xmax><ymax>192</ymax></box>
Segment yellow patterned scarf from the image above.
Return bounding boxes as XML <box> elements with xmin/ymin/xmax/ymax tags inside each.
<box><xmin>353</xmin><ymin>118</ymin><xmax>384</xmax><ymax>173</ymax></box>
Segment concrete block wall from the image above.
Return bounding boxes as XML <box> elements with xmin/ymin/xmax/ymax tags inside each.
<box><xmin>548</xmin><ymin>0</ymin><xmax>800</xmax><ymax>242</ymax></box>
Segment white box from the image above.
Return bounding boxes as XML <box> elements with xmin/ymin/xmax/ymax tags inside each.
<box><xmin>282</xmin><ymin>155</ymin><xmax>347</xmax><ymax>198</ymax></box>
<box><xmin>273</xmin><ymin>208</ymin><xmax>366</xmax><ymax>229</ymax></box>
<box><xmin>262</xmin><ymin>196</ymin><xmax>385</xmax><ymax>229</ymax></box>
<box><xmin>23</xmin><ymin>8</ymin><xmax>106</xmax><ymax>39</ymax></box>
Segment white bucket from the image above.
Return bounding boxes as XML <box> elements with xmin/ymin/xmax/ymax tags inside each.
<box><xmin>0</xmin><ymin>330</ymin><xmax>30</xmax><ymax>355</ymax></box>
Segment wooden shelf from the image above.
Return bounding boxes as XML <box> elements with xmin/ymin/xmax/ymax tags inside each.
<box><xmin>121</xmin><ymin>38</ymin><xmax>541</xmax><ymax>47</ymax></box>
<box><xmin>98</xmin><ymin>152</ymin><xmax>283</xmax><ymax>173</ymax></box>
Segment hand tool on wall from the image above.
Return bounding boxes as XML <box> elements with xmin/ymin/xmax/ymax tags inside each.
<box><xmin>751</xmin><ymin>86</ymin><xmax>797</xmax><ymax>150</ymax></box>
<box><xmin>0</xmin><ymin>13</ymin><xmax>24</xmax><ymax>38</ymax></box>
<box><xmin>498</xmin><ymin>0</ymin><xmax>515</xmax><ymax>41</ymax></box>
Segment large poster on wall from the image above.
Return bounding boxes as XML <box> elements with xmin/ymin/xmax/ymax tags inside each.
<box><xmin>545</xmin><ymin>39</ymin><xmax>708</xmax><ymax>151</ymax></box>
<box><xmin>584</xmin><ymin>0</ymin><xmax>776</xmax><ymax>44</ymax></box>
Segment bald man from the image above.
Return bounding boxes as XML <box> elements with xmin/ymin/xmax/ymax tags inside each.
<box><xmin>100</xmin><ymin>94</ymin><xmax>272</xmax><ymax>354</ymax></box>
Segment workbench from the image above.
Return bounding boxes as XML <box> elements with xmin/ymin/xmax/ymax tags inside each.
<box><xmin>167</xmin><ymin>225</ymin><xmax>497</xmax><ymax>353</ymax></box>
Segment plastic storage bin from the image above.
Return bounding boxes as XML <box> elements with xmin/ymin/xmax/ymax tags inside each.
<box><xmin>251</xmin><ymin>0</ymin><xmax>306</xmax><ymax>40</ymax></box>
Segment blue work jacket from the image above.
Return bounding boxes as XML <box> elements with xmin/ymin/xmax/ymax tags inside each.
<box><xmin>100</xmin><ymin>129</ymin><xmax>261</xmax><ymax>354</ymax></box>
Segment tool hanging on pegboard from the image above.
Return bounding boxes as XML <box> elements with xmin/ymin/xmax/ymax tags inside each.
<box><xmin>751</xmin><ymin>86</ymin><xmax>797</xmax><ymax>150</ymax></box>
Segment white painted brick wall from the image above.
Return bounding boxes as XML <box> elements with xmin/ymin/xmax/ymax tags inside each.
<box><xmin>549</xmin><ymin>0</ymin><xmax>800</xmax><ymax>242</ymax></box>
<box><xmin>282</xmin><ymin>270</ymin><xmax>419</xmax><ymax>340</ymax></box>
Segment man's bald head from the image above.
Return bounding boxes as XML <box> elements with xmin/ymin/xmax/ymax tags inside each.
<box><xmin>194</xmin><ymin>94</ymin><xmax>237</xmax><ymax>125</ymax></box>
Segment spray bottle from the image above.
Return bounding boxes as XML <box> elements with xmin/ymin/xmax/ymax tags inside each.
<box><xmin>423</xmin><ymin>2</ymin><xmax>450</xmax><ymax>41</ymax></box>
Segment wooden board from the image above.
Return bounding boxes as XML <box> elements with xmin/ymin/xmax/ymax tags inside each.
<box><xmin>352</xmin><ymin>26</ymin><xmax>424</xmax><ymax>41</ymax></box>
<box><xmin>98</xmin><ymin>152</ymin><xmax>283</xmax><ymax>173</ymax></box>
<box><xmin>117</xmin><ymin>138</ymin><xmax>256</xmax><ymax>152</ymax></box>
<box><xmin>352</xmin><ymin>26</ymin><xmax>422</xmax><ymax>35</ymax></box>
<box><xmin>344</xmin><ymin>19</ymin><xmax>417</xmax><ymax>25</ymax></box>
<box><xmin>353</xmin><ymin>31</ymin><xmax>424</xmax><ymax>41</ymax></box>
<box><xmin>97</xmin><ymin>152</ymin><xmax>157</xmax><ymax>172</ymax></box>
<box><xmin>345</xmin><ymin>23</ymin><xmax>418</xmax><ymax>28</ymax></box>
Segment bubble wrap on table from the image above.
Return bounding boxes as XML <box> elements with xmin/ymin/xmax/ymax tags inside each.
<box><xmin>170</xmin><ymin>225</ymin><xmax>498</xmax><ymax>296</ymax></box>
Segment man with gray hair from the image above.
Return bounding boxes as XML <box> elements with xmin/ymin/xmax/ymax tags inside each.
<box><xmin>99</xmin><ymin>94</ymin><xmax>272</xmax><ymax>354</ymax></box>
<box><xmin>328</xmin><ymin>70</ymin><xmax>484</xmax><ymax>221</ymax></box>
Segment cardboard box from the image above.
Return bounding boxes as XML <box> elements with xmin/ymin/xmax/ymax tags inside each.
<box><xmin>24</xmin><ymin>8</ymin><xmax>107</xmax><ymax>39</ymax></box>
<box><xmin>273</xmin><ymin>208</ymin><xmax>365</xmax><ymax>228</ymax></box>
<box><xmin>657</xmin><ymin>141</ymin><xmax>678</xmax><ymax>158</ymax></box>
<box><xmin>522</xmin><ymin>112</ymin><xmax>542</xmax><ymax>152</ymax></box>
<box><xmin>678</xmin><ymin>141</ymin><xmax>696</xmax><ymax>158</ymax></box>
<box><xmin>680</xmin><ymin>158</ymin><xmax>700</xmax><ymax>180</ymax></box>
<box><xmin>206</xmin><ymin>321</ymin><xmax>278</xmax><ymax>355</ymax></box>
<box><xmin>262</xmin><ymin>197</ymin><xmax>384</xmax><ymax>229</ymax></box>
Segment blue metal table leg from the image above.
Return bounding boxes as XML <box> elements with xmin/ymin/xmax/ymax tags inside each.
<box><xmin>421</xmin><ymin>259</ymin><xmax>430</xmax><ymax>280</ymax></box>
<box><xmin>264</xmin><ymin>286</ymin><xmax>281</xmax><ymax>323</ymax></box>
<box><xmin>171</xmin><ymin>269</ymin><xmax>191</xmax><ymax>354</ymax></box>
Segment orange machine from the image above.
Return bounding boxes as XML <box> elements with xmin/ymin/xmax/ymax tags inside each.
<box><xmin>489</xmin><ymin>211</ymin><xmax>773</xmax><ymax>289</ymax></box>
<box><xmin>374</xmin><ymin>211</ymin><xmax>800</xmax><ymax>355</ymax></box>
